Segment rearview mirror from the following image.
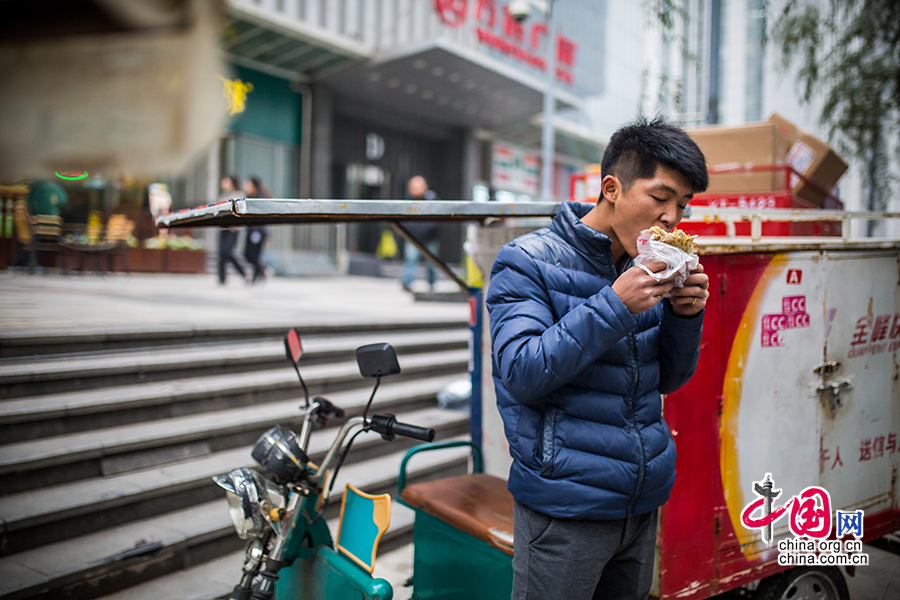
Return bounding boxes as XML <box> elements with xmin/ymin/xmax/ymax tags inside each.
<box><xmin>284</xmin><ymin>329</ymin><xmax>303</xmax><ymax>365</ymax></box>
<box><xmin>356</xmin><ymin>343</ymin><xmax>401</xmax><ymax>378</ymax></box>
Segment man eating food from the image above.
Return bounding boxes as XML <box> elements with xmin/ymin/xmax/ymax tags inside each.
<box><xmin>487</xmin><ymin>117</ymin><xmax>709</xmax><ymax>600</ymax></box>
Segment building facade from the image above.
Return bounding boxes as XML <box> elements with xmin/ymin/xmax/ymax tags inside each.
<box><xmin>639</xmin><ymin>0</ymin><xmax>899</xmax><ymax>237</ymax></box>
<box><xmin>200</xmin><ymin>0</ymin><xmax>607</xmax><ymax>274</ymax></box>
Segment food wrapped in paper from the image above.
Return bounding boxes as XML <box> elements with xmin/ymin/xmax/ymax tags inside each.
<box><xmin>633</xmin><ymin>227</ymin><xmax>699</xmax><ymax>294</ymax></box>
<box><xmin>646</xmin><ymin>226</ymin><xmax>697</xmax><ymax>254</ymax></box>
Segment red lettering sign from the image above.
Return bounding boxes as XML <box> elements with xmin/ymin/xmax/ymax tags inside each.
<box><xmin>787</xmin><ymin>269</ymin><xmax>802</xmax><ymax>284</ymax></box>
<box><xmin>475</xmin><ymin>0</ymin><xmax>496</xmax><ymax>27</ymax></box>
<box><xmin>434</xmin><ymin>0</ymin><xmax>468</xmax><ymax>26</ymax></box>
<box><xmin>859</xmin><ymin>438</ymin><xmax>872</xmax><ymax>461</ymax></box>
<box><xmin>873</xmin><ymin>436</ymin><xmax>885</xmax><ymax>459</ymax></box>
<box><xmin>434</xmin><ymin>0</ymin><xmax>576</xmax><ymax>83</ymax></box>
<box><xmin>890</xmin><ymin>314</ymin><xmax>900</xmax><ymax>339</ymax></box>
<box><xmin>530</xmin><ymin>22</ymin><xmax>548</xmax><ymax>49</ymax></box>
<box><xmin>851</xmin><ymin>317</ymin><xmax>871</xmax><ymax>346</ymax></box>
<box><xmin>502</xmin><ymin>6</ymin><xmax>525</xmax><ymax>43</ymax></box>
<box><xmin>831</xmin><ymin>445</ymin><xmax>843</xmax><ymax>469</ymax></box>
<box><xmin>556</xmin><ymin>35</ymin><xmax>577</xmax><ymax>68</ymax></box>
<box><xmin>782</xmin><ymin>295</ymin><xmax>806</xmax><ymax>315</ymax></box>
<box><xmin>871</xmin><ymin>315</ymin><xmax>890</xmax><ymax>342</ymax></box>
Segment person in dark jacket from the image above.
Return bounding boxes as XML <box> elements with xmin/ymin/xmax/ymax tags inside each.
<box><xmin>242</xmin><ymin>176</ymin><xmax>271</xmax><ymax>285</ymax></box>
<box><xmin>217</xmin><ymin>175</ymin><xmax>247</xmax><ymax>285</ymax></box>
<box><xmin>401</xmin><ymin>175</ymin><xmax>440</xmax><ymax>292</ymax></box>
<box><xmin>486</xmin><ymin>118</ymin><xmax>709</xmax><ymax>600</ymax></box>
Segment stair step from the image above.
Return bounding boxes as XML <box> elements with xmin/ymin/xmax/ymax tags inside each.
<box><xmin>0</xmin><ymin>374</ymin><xmax>470</xmax><ymax>493</ymax></box>
<box><xmin>95</xmin><ymin>550</ymin><xmax>245</xmax><ymax>600</ymax></box>
<box><xmin>0</xmin><ymin>443</ymin><xmax>467</xmax><ymax>600</ymax></box>
<box><xmin>0</xmin><ymin>404</ymin><xmax>469</xmax><ymax>552</ymax></box>
<box><xmin>0</xmin><ymin>329</ymin><xmax>469</xmax><ymax>399</ymax></box>
<box><xmin>0</xmin><ymin>319</ymin><xmax>465</xmax><ymax>359</ymax></box>
<box><xmin>0</xmin><ymin>498</ymin><xmax>234</xmax><ymax>600</ymax></box>
<box><xmin>0</xmin><ymin>348</ymin><xmax>470</xmax><ymax>443</ymax></box>
<box><xmin>94</xmin><ymin>517</ymin><xmax>416</xmax><ymax>600</ymax></box>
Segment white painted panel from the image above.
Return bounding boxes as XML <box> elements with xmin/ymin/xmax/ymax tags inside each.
<box><xmin>734</xmin><ymin>252</ymin><xmax>827</xmax><ymax>544</ymax></box>
<box><xmin>819</xmin><ymin>250</ymin><xmax>900</xmax><ymax>514</ymax></box>
<box><xmin>731</xmin><ymin>248</ymin><xmax>900</xmax><ymax>550</ymax></box>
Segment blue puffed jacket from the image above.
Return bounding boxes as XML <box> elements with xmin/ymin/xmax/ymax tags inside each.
<box><xmin>486</xmin><ymin>201</ymin><xmax>703</xmax><ymax>521</ymax></box>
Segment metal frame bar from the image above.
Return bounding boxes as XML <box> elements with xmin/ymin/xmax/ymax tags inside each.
<box><xmin>156</xmin><ymin>199</ymin><xmax>561</xmax><ymax>228</ymax></box>
<box><xmin>684</xmin><ymin>208</ymin><xmax>900</xmax><ymax>221</ymax></box>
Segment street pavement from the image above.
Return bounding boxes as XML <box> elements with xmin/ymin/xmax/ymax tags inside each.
<box><xmin>0</xmin><ymin>271</ymin><xmax>468</xmax><ymax>335</ymax></box>
<box><xmin>1</xmin><ymin>271</ymin><xmax>897</xmax><ymax>599</ymax></box>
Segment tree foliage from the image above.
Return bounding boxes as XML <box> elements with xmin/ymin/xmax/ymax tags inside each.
<box><xmin>640</xmin><ymin>0</ymin><xmax>694</xmax><ymax>119</ymax></box>
<box><xmin>773</xmin><ymin>0</ymin><xmax>899</xmax><ymax>217</ymax></box>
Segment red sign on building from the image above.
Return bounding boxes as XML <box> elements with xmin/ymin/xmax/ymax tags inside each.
<box><xmin>434</xmin><ymin>0</ymin><xmax>577</xmax><ymax>84</ymax></box>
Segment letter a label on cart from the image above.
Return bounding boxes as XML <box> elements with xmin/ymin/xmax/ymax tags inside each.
<box><xmin>762</xmin><ymin>295</ymin><xmax>810</xmax><ymax>347</ymax></box>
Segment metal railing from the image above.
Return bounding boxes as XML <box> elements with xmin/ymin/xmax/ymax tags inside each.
<box><xmin>683</xmin><ymin>208</ymin><xmax>900</xmax><ymax>243</ymax></box>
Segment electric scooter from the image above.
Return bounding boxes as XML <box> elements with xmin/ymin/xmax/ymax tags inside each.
<box><xmin>214</xmin><ymin>329</ymin><xmax>435</xmax><ymax>600</ymax></box>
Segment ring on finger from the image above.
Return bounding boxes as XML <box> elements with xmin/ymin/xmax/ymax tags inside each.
<box><xmin>691</xmin><ymin>297</ymin><xmax>697</xmax><ymax>306</ymax></box>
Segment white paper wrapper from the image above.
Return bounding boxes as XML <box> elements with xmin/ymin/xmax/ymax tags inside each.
<box><xmin>633</xmin><ymin>230</ymin><xmax>699</xmax><ymax>295</ymax></box>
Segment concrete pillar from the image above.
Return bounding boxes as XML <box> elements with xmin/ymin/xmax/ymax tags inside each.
<box><xmin>461</xmin><ymin>128</ymin><xmax>480</xmax><ymax>201</ymax></box>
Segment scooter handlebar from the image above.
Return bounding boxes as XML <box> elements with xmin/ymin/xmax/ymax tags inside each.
<box><xmin>391</xmin><ymin>420</ymin><xmax>436</xmax><ymax>442</ymax></box>
<box><xmin>368</xmin><ymin>413</ymin><xmax>435</xmax><ymax>442</ymax></box>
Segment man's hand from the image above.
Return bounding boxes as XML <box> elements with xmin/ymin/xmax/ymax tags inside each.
<box><xmin>612</xmin><ymin>261</ymin><xmax>677</xmax><ymax>314</ymax></box>
<box><xmin>668</xmin><ymin>263</ymin><xmax>709</xmax><ymax>317</ymax></box>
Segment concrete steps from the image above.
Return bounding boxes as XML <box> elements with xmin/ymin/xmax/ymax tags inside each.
<box><xmin>0</xmin><ymin>442</ymin><xmax>469</xmax><ymax>600</ymax></box>
<box><xmin>0</xmin><ymin>320</ymin><xmax>465</xmax><ymax>360</ymax></box>
<box><xmin>0</xmin><ymin>320</ymin><xmax>471</xmax><ymax>599</ymax></box>
<box><xmin>0</xmin><ymin>371</ymin><xmax>468</xmax><ymax>493</ymax></box>
<box><xmin>0</xmin><ymin>404</ymin><xmax>469</xmax><ymax>553</ymax></box>
<box><xmin>93</xmin><ymin>508</ymin><xmax>417</xmax><ymax>600</ymax></box>
<box><xmin>0</xmin><ymin>329</ymin><xmax>469</xmax><ymax>399</ymax></box>
<box><xmin>0</xmin><ymin>348</ymin><xmax>469</xmax><ymax>445</ymax></box>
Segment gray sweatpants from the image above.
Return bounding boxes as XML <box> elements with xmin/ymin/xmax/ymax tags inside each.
<box><xmin>512</xmin><ymin>500</ymin><xmax>658</xmax><ymax>600</ymax></box>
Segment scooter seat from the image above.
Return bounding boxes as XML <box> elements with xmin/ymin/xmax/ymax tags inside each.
<box><xmin>401</xmin><ymin>473</ymin><xmax>514</xmax><ymax>555</ymax></box>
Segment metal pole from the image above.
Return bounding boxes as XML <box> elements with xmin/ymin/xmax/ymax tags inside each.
<box><xmin>540</xmin><ymin>1</ymin><xmax>557</xmax><ymax>203</ymax></box>
<box><xmin>469</xmin><ymin>288</ymin><xmax>483</xmax><ymax>448</ymax></box>
<box><xmin>389</xmin><ymin>221</ymin><xmax>472</xmax><ymax>296</ymax></box>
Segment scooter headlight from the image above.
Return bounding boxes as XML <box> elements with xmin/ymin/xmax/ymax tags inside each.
<box><xmin>251</xmin><ymin>425</ymin><xmax>310</xmax><ymax>484</ymax></box>
<box><xmin>213</xmin><ymin>467</ymin><xmax>269</xmax><ymax>539</ymax></box>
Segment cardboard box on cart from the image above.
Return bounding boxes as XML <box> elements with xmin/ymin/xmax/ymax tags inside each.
<box><xmin>686</xmin><ymin>113</ymin><xmax>848</xmax><ymax>207</ymax></box>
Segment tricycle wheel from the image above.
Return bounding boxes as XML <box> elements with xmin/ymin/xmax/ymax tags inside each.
<box><xmin>755</xmin><ymin>567</ymin><xmax>849</xmax><ymax>600</ymax></box>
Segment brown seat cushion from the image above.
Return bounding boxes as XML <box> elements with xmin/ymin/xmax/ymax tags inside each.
<box><xmin>401</xmin><ymin>473</ymin><xmax>515</xmax><ymax>555</ymax></box>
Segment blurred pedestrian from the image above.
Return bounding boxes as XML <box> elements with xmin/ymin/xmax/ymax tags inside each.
<box><xmin>243</xmin><ymin>176</ymin><xmax>271</xmax><ymax>285</ymax></box>
<box><xmin>148</xmin><ymin>183</ymin><xmax>172</xmax><ymax>239</ymax></box>
<box><xmin>401</xmin><ymin>175</ymin><xmax>440</xmax><ymax>293</ymax></box>
<box><xmin>217</xmin><ymin>175</ymin><xmax>247</xmax><ymax>285</ymax></box>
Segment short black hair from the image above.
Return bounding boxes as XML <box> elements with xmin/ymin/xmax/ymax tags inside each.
<box><xmin>600</xmin><ymin>117</ymin><xmax>708</xmax><ymax>199</ymax></box>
